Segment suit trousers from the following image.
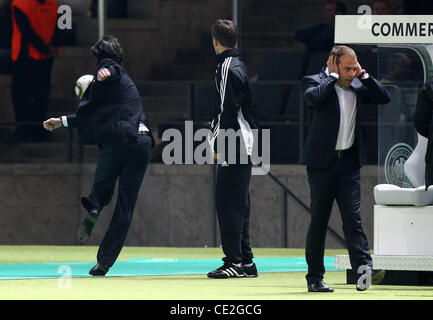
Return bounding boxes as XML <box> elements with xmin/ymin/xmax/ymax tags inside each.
<box><xmin>305</xmin><ymin>147</ymin><xmax>372</xmax><ymax>285</ymax></box>
<box><xmin>215</xmin><ymin>162</ymin><xmax>254</xmax><ymax>265</ymax></box>
<box><xmin>82</xmin><ymin>133</ymin><xmax>152</xmax><ymax>267</ymax></box>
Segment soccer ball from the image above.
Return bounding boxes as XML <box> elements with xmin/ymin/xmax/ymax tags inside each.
<box><xmin>74</xmin><ymin>74</ymin><xmax>94</xmax><ymax>99</ymax></box>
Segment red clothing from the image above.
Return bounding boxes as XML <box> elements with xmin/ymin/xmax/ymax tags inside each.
<box><xmin>11</xmin><ymin>0</ymin><xmax>58</xmax><ymax>61</ymax></box>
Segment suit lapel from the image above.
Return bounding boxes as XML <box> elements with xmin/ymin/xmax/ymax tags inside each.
<box><xmin>319</xmin><ymin>70</ymin><xmax>340</xmax><ymax>115</ymax></box>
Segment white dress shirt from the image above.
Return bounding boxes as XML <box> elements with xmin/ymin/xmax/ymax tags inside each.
<box><xmin>325</xmin><ymin>67</ymin><xmax>363</xmax><ymax>151</ymax></box>
<box><xmin>334</xmin><ymin>85</ymin><xmax>356</xmax><ymax>150</ymax></box>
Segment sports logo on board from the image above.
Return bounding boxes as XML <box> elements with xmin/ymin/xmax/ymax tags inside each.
<box><xmin>384</xmin><ymin>143</ymin><xmax>414</xmax><ymax>187</ymax></box>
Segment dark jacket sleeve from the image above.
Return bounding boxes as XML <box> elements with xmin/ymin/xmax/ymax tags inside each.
<box><xmin>301</xmin><ymin>74</ymin><xmax>338</xmax><ymax>107</ymax></box>
<box><xmin>98</xmin><ymin>64</ymin><xmax>121</xmax><ymax>83</ymax></box>
<box><xmin>91</xmin><ymin>62</ymin><xmax>122</xmax><ymax>102</ymax></box>
<box><xmin>360</xmin><ymin>76</ymin><xmax>391</xmax><ymax>105</ymax></box>
<box><xmin>66</xmin><ymin>114</ymin><xmax>78</xmax><ymax>128</ymax></box>
<box><xmin>65</xmin><ymin>84</ymin><xmax>95</xmax><ymax>128</ymax></box>
<box><xmin>413</xmin><ymin>85</ymin><xmax>433</xmax><ymax>138</ymax></box>
<box><xmin>14</xmin><ymin>7</ymin><xmax>51</xmax><ymax>55</ymax></box>
<box><xmin>211</xmin><ymin>68</ymin><xmax>244</xmax><ymax>155</ymax></box>
<box><xmin>218</xmin><ymin>68</ymin><xmax>243</xmax><ymax>130</ymax></box>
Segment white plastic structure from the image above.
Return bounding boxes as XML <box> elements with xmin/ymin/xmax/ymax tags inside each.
<box><xmin>374</xmin><ymin>184</ymin><xmax>433</xmax><ymax>206</ymax></box>
<box><xmin>374</xmin><ymin>133</ymin><xmax>430</xmax><ymax>206</ymax></box>
<box><xmin>374</xmin><ymin>204</ymin><xmax>433</xmax><ymax>255</ymax></box>
<box><xmin>404</xmin><ymin>133</ymin><xmax>428</xmax><ymax>188</ymax></box>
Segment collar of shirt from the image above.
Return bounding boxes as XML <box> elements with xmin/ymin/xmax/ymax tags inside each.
<box><xmin>324</xmin><ymin>67</ymin><xmax>339</xmax><ymax>79</ymax></box>
<box><xmin>216</xmin><ymin>47</ymin><xmax>240</xmax><ymax>64</ymax></box>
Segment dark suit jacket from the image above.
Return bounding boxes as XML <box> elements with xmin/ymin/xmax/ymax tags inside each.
<box><xmin>301</xmin><ymin>69</ymin><xmax>391</xmax><ymax>169</ymax></box>
<box><xmin>66</xmin><ymin>58</ymin><xmax>154</xmax><ymax>147</ymax></box>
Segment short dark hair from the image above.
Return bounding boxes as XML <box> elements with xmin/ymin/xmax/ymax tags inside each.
<box><xmin>327</xmin><ymin>1</ymin><xmax>347</xmax><ymax>14</ymax></box>
<box><xmin>211</xmin><ymin>19</ymin><xmax>238</xmax><ymax>48</ymax></box>
<box><xmin>330</xmin><ymin>45</ymin><xmax>357</xmax><ymax>64</ymax></box>
<box><xmin>91</xmin><ymin>35</ymin><xmax>124</xmax><ymax>64</ymax></box>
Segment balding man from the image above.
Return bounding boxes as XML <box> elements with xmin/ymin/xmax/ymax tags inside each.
<box><xmin>301</xmin><ymin>45</ymin><xmax>390</xmax><ymax>292</ymax></box>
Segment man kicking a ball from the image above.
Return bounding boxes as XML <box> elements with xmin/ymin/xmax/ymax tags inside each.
<box><xmin>43</xmin><ymin>35</ymin><xmax>154</xmax><ymax>276</ymax></box>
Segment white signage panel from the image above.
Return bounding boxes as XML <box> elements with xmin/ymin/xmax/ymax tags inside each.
<box><xmin>335</xmin><ymin>15</ymin><xmax>433</xmax><ymax>44</ymax></box>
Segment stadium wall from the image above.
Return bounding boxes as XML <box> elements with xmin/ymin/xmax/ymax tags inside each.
<box><xmin>0</xmin><ymin>163</ymin><xmax>378</xmax><ymax>250</ymax></box>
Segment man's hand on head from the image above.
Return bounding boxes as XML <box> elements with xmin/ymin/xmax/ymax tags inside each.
<box><xmin>356</xmin><ymin>62</ymin><xmax>367</xmax><ymax>79</ymax></box>
<box><xmin>97</xmin><ymin>68</ymin><xmax>111</xmax><ymax>81</ymax></box>
<box><xmin>327</xmin><ymin>54</ymin><xmax>339</xmax><ymax>75</ymax></box>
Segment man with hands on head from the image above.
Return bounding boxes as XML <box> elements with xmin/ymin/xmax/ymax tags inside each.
<box><xmin>301</xmin><ymin>45</ymin><xmax>390</xmax><ymax>292</ymax></box>
<box><xmin>44</xmin><ymin>35</ymin><xmax>154</xmax><ymax>277</ymax></box>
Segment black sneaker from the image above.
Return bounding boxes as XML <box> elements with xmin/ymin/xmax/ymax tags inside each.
<box><xmin>89</xmin><ymin>263</ymin><xmax>109</xmax><ymax>276</ymax></box>
<box><xmin>77</xmin><ymin>209</ymin><xmax>99</xmax><ymax>245</ymax></box>
<box><xmin>207</xmin><ymin>263</ymin><xmax>246</xmax><ymax>279</ymax></box>
<box><xmin>243</xmin><ymin>263</ymin><xmax>258</xmax><ymax>278</ymax></box>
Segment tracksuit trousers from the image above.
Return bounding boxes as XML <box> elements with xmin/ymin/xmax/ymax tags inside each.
<box><xmin>215</xmin><ymin>162</ymin><xmax>254</xmax><ymax>265</ymax></box>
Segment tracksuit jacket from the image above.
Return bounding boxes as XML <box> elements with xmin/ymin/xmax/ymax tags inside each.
<box><xmin>208</xmin><ymin>48</ymin><xmax>259</xmax><ymax>162</ymax></box>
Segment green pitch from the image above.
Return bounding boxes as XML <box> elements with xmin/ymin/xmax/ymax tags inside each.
<box><xmin>0</xmin><ymin>246</ymin><xmax>432</xmax><ymax>300</ymax></box>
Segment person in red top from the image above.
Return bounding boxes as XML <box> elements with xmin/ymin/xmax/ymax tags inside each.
<box><xmin>7</xmin><ymin>0</ymin><xmax>58</xmax><ymax>144</ymax></box>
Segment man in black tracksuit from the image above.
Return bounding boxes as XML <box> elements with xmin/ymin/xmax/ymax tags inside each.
<box><xmin>43</xmin><ymin>35</ymin><xmax>154</xmax><ymax>276</ymax></box>
<box><xmin>207</xmin><ymin>20</ymin><xmax>260</xmax><ymax>279</ymax></box>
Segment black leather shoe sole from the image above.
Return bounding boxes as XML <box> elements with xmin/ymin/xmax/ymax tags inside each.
<box><xmin>308</xmin><ymin>287</ymin><xmax>334</xmax><ymax>292</ymax></box>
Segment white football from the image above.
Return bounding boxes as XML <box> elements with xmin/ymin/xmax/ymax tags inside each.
<box><xmin>75</xmin><ymin>74</ymin><xmax>94</xmax><ymax>99</ymax></box>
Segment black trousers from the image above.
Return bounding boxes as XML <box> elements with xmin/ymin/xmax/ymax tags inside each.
<box><xmin>305</xmin><ymin>147</ymin><xmax>372</xmax><ymax>285</ymax></box>
<box><xmin>215</xmin><ymin>162</ymin><xmax>254</xmax><ymax>265</ymax></box>
<box><xmin>82</xmin><ymin>133</ymin><xmax>152</xmax><ymax>268</ymax></box>
<box><xmin>11</xmin><ymin>57</ymin><xmax>53</xmax><ymax>139</ymax></box>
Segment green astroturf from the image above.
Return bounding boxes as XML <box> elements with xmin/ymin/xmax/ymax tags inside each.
<box><xmin>0</xmin><ymin>246</ymin><xmax>432</xmax><ymax>300</ymax></box>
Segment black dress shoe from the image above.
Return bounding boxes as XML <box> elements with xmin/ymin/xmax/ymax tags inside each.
<box><xmin>89</xmin><ymin>263</ymin><xmax>109</xmax><ymax>276</ymax></box>
<box><xmin>308</xmin><ymin>281</ymin><xmax>334</xmax><ymax>292</ymax></box>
